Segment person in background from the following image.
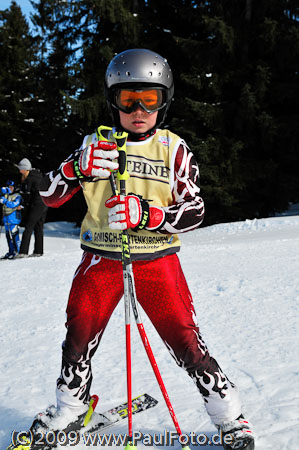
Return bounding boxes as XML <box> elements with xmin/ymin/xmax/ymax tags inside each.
<box><xmin>0</xmin><ymin>180</ymin><xmax>23</xmax><ymax>259</ymax></box>
<box><xmin>15</xmin><ymin>158</ymin><xmax>48</xmax><ymax>258</ymax></box>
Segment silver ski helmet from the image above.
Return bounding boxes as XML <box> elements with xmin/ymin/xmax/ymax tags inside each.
<box><xmin>104</xmin><ymin>49</ymin><xmax>174</xmax><ymax>131</ymax></box>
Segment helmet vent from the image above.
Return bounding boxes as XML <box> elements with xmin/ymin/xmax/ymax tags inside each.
<box><xmin>126</xmin><ymin>71</ymin><xmax>131</xmax><ymax>76</ymax></box>
<box><xmin>148</xmin><ymin>71</ymin><xmax>153</xmax><ymax>76</ymax></box>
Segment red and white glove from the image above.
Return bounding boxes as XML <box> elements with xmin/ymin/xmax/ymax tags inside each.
<box><xmin>105</xmin><ymin>194</ymin><xmax>165</xmax><ymax>232</ymax></box>
<box><xmin>61</xmin><ymin>141</ymin><xmax>119</xmax><ymax>182</ymax></box>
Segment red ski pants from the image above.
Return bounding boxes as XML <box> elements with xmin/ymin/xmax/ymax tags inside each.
<box><xmin>63</xmin><ymin>252</ymin><xmax>207</xmax><ymax>369</ymax></box>
<box><xmin>57</xmin><ymin>251</ymin><xmax>241</xmax><ymax>424</ymax></box>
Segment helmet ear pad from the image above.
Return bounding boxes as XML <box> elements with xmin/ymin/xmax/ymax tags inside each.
<box><xmin>104</xmin><ymin>83</ymin><xmax>120</xmax><ymax>127</ymax></box>
<box><xmin>156</xmin><ymin>83</ymin><xmax>174</xmax><ymax>128</ymax></box>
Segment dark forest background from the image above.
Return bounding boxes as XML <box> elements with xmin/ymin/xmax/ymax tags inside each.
<box><xmin>0</xmin><ymin>0</ymin><xmax>298</xmax><ymax>226</ymax></box>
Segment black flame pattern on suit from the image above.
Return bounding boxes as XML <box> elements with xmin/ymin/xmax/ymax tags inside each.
<box><xmin>189</xmin><ymin>365</ymin><xmax>233</xmax><ymax>401</ymax></box>
<box><xmin>165</xmin><ymin>331</ymin><xmax>233</xmax><ymax>404</ymax></box>
<box><xmin>57</xmin><ymin>331</ymin><xmax>102</xmax><ymax>404</ymax></box>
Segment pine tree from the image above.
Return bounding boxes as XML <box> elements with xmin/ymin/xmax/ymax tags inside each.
<box><xmin>155</xmin><ymin>0</ymin><xmax>299</xmax><ymax>223</ymax></box>
<box><xmin>29</xmin><ymin>0</ymin><xmax>82</xmax><ymax>172</ymax></box>
<box><xmin>2</xmin><ymin>0</ymin><xmax>297</xmax><ymax>225</ymax></box>
<box><xmin>28</xmin><ymin>0</ymin><xmax>149</xmax><ymax>154</ymax></box>
<box><xmin>140</xmin><ymin>1</ymin><xmax>245</xmax><ymax>224</ymax></box>
<box><xmin>211</xmin><ymin>0</ymin><xmax>299</xmax><ymax>218</ymax></box>
<box><xmin>0</xmin><ymin>1</ymin><xmax>39</xmax><ymax>183</ymax></box>
<box><xmin>62</xmin><ymin>0</ymin><xmax>145</xmax><ymax>127</ymax></box>
<box><xmin>28</xmin><ymin>0</ymin><xmax>147</xmax><ymax>223</ymax></box>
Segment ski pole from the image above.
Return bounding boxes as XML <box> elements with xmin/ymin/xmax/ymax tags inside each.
<box><xmin>111</xmin><ymin>131</ymin><xmax>134</xmax><ymax>449</ymax></box>
<box><xmin>112</xmin><ymin>132</ymin><xmax>190</xmax><ymax>450</ymax></box>
<box><xmin>97</xmin><ymin>126</ymin><xmax>134</xmax><ymax>448</ymax></box>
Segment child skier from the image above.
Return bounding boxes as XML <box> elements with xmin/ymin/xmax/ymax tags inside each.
<box><xmin>16</xmin><ymin>49</ymin><xmax>254</xmax><ymax>450</ymax></box>
<box><xmin>0</xmin><ymin>180</ymin><xmax>22</xmax><ymax>259</ymax></box>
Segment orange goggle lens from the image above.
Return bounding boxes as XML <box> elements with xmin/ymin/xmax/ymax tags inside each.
<box><xmin>116</xmin><ymin>89</ymin><xmax>164</xmax><ymax>112</ymax></box>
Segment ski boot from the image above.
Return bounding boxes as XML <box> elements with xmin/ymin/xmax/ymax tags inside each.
<box><xmin>6</xmin><ymin>395</ymin><xmax>98</xmax><ymax>450</ymax></box>
<box><xmin>218</xmin><ymin>414</ymin><xmax>255</xmax><ymax>450</ymax></box>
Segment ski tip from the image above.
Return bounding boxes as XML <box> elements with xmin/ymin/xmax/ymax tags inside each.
<box><xmin>124</xmin><ymin>443</ymin><xmax>137</xmax><ymax>450</ymax></box>
<box><xmin>5</xmin><ymin>436</ymin><xmax>31</xmax><ymax>450</ymax></box>
<box><xmin>83</xmin><ymin>394</ymin><xmax>100</xmax><ymax>427</ymax></box>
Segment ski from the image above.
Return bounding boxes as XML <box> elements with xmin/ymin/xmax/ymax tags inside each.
<box><xmin>85</xmin><ymin>393</ymin><xmax>158</xmax><ymax>433</ymax></box>
<box><xmin>6</xmin><ymin>393</ymin><xmax>158</xmax><ymax>450</ymax></box>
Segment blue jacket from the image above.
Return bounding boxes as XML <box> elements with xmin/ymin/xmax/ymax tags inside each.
<box><xmin>1</xmin><ymin>193</ymin><xmax>22</xmax><ymax>225</ymax></box>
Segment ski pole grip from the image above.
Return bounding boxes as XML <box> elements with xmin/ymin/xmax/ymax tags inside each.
<box><xmin>97</xmin><ymin>125</ymin><xmax>120</xmax><ymax>177</ymax></box>
<box><xmin>96</xmin><ymin>125</ymin><xmax>113</xmax><ymax>142</ymax></box>
<box><xmin>113</xmin><ymin>131</ymin><xmax>129</xmax><ymax>181</ymax></box>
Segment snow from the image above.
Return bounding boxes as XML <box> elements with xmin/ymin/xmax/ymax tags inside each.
<box><xmin>0</xmin><ymin>212</ymin><xmax>299</xmax><ymax>449</ymax></box>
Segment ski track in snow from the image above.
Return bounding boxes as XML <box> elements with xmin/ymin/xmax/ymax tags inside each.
<box><xmin>0</xmin><ymin>215</ymin><xmax>298</xmax><ymax>450</ymax></box>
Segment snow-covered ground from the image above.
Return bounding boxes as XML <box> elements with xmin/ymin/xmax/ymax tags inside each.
<box><xmin>0</xmin><ymin>212</ymin><xmax>298</xmax><ymax>449</ymax></box>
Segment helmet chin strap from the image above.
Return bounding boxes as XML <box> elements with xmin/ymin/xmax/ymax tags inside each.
<box><xmin>120</xmin><ymin>126</ymin><xmax>157</xmax><ymax>142</ymax></box>
<box><xmin>114</xmin><ymin>106</ymin><xmax>168</xmax><ymax>141</ymax></box>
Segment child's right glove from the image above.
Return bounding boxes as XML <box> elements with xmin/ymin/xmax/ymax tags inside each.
<box><xmin>105</xmin><ymin>194</ymin><xmax>166</xmax><ymax>232</ymax></box>
<box><xmin>60</xmin><ymin>141</ymin><xmax>119</xmax><ymax>182</ymax></box>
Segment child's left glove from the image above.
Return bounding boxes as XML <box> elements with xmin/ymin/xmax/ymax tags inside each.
<box><xmin>0</xmin><ymin>197</ymin><xmax>7</xmax><ymax>204</ymax></box>
<box><xmin>60</xmin><ymin>141</ymin><xmax>119</xmax><ymax>183</ymax></box>
<box><xmin>105</xmin><ymin>194</ymin><xmax>165</xmax><ymax>232</ymax></box>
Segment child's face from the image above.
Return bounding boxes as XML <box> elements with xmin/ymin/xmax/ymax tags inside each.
<box><xmin>119</xmin><ymin>108</ymin><xmax>158</xmax><ymax>134</ymax></box>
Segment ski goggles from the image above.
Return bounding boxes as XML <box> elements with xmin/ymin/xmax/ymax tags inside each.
<box><xmin>114</xmin><ymin>88</ymin><xmax>166</xmax><ymax>114</ymax></box>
